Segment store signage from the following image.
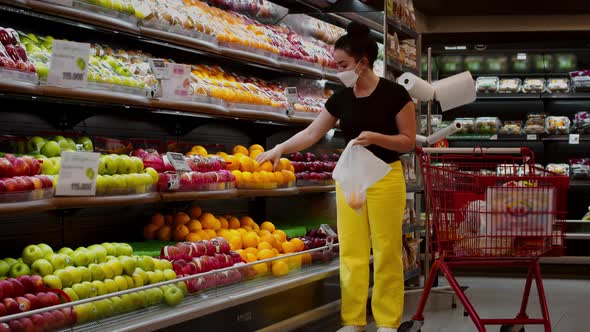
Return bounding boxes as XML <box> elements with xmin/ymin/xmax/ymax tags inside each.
<box><xmin>40</xmin><ymin>0</ymin><xmax>74</xmax><ymax>6</ymax></box>
<box><xmin>160</xmin><ymin>63</ymin><xmax>191</xmax><ymax>100</ymax></box>
<box><xmin>569</xmin><ymin>134</ymin><xmax>580</xmax><ymax>144</ymax></box>
<box><xmin>149</xmin><ymin>59</ymin><xmax>169</xmax><ymax>80</ymax></box>
<box><xmin>517</xmin><ymin>53</ymin><xmax>527</xmax><ymax>60</ymax></box>
<box><xmin>166</xmin><ymin>152</ymin><xmax>191</xmax><ymax>172</ymax></box>
<box><xmin>47</xmin><ymin>40</ymin><xmax>90</xmax><ymax>88</ymax></box>
<box><xmin>285</xmin><ymin>87</ymin><xmax>299</xmax><ymax>104</ymax></box>
<box><xmin>55</xmin><ymin>152</ymin><xmax>100</xmax><ymax>196</ymax></box>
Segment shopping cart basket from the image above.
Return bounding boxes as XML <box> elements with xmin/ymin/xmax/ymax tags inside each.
<box><xmin>400</xmin><ymin>147</ymin><xmax>568</xmax><ymax>332</ymax></box>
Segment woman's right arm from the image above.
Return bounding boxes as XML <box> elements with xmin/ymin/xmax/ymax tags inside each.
<box><xmin>256</xmin><ymin>110</ymin><xmax>337</xmax><ymax>168</ymax></box>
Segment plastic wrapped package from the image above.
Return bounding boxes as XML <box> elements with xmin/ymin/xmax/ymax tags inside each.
<box><xmin>499</xmin><ymin>121</ymin><xmax>523</xmax><ymax>135</ymax></box>
<box><xmin>499</xmin><ymin>78</ymin><xmax>521</xmax><ymax>93</ymax></box>
<box><xmin>524</xmin><ymin>113</ymin><xmax>546</xmax><ymax>134</ymax></box>
<box><xmin>572</xmin><ymin>111</ymin><xmax>590</xmax><ymax>134</ymax></box>
<box><xmin>555</xmin><ymin>53</ymin><xmax>577</xmax><ymax>72</ymax></box>
<box><xmin>546</xmin><ymin>78</ymin><xmax>570</xmax><ymax>93</ymax></box>
<box><xmin>546</xmin><ymin>164</ymin><xmax>570</xmax><ymax>176</ymax></box>
<box><xmin>545</xmin><ymin>116</ymin><xmax>571</xmax><ymax>135</ymax></box>
<box><xmin>476</xmin><ymin>76</ymin><xmax>499</xmax><ymax>93</ymax></box>
<box><xmin>464</xmin><ymin>56</ymin><xmax>484</xmax><ymax>73</ymax></box>
<box><xmin>475</xmin><ymin>117</ymin><xmax>501</xmax><ymax>135</ymax></box>
<box><xmin>511</xmin><ymin>55</ymin><xmax>530</xmax><ymax>73</ymax></box>
<box><xmin>522</xmin><ymin>78</ymin><xmax>545</xmax><ymax>93</ymax></box>
<box><xmin>454</xmin><ymin>118</ymin><xmax>475</xmax><ymax>134</ymax></box>
<box><xmin>570</xmin><ymin>159</ymin><xmax>590</xmax><ymax>180</ymax></box>
<box><xmin>419</xmin><ymin>114</ymin><xmax>442</xmax><ymax>135</ymax></box>
<box><xmin>485</xmin><ymin>56</ymin><xmax>508</xmax><ymax>73</ymax></box>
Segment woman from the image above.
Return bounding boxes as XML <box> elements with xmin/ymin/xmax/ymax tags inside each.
<box><xmin>257</xmin><ymin>22</ymin><xmax>416</xmax><ymax>332</ymax></box>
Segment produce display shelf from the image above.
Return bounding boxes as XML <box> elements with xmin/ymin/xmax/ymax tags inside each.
<box><xmin>476</xmin><ymin>93</ymin><xmax>542</xmax><ymax>100</ymax></box>
<box><xmin>70</xmin><ymin>260</ymin><xmax>341</xmax><ymax>332</ymax></box>
<box><xmin>52</xmin><ymin>193</ymin><xmax>161</xmax><ymax>209</ymax></box>
<box><xmin>0</xmin><ymin>198</ymin><xmax>55</xmax><ymax>214</ymax></box>
<box><xmin>0</xmin><ymin>1</ymin><xmax>341</xmax><ymax>83</ymax></box>
<box><xmin>237</xmin><ymin>187</ymin><xmax>300</xmax><ymax>197</ymax></box>
<box><xmin>160</xmin><ymin>189</ymin><xmax>239</xmax><ymax>202</ymax></box>
<box><xmin>297</xmin><ymin>185</ymin><xmax>336</xmax><ymax>194</ymax></box>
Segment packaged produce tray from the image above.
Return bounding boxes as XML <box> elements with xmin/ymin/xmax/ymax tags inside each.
<box><xmin>86</xmin><ymin>81</ymin><xmax>151</xmax><ymax>97</ymax></box>
<box><xmin>0</xmin><ymin>187</ymin><xmax>54</xmax><ymax>203</ymax></box>
<box><xmin>96</xmin><ymin>183</ymin><xmax>156</xmax><ymax>196</ymax></box>
<box><xmin>0</xmin><ymin>67</ymin><xmax>39</xmax><ymax>85</ymax></box>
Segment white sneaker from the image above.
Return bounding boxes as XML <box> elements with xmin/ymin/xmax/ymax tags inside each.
<box><xmin>376</xmin><ymin>328</ymin><xmax>397</xmax><ymax>332</ymax></box>
<box><xmin>336</xmin><ymin>326</ymin><xmax>365</xmax><ymax>332</ymax></box>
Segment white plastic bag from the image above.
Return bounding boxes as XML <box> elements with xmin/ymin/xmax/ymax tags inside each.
<box><xmin>332</xmin><ymin>140</ymin><xmax>392</xmax><ymax>213</ymax></box>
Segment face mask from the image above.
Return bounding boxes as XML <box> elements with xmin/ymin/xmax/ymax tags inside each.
<box><xmin>337</xmin><ymin>62</ymin><xmax>361</xmax><ymax>87</ymax></box>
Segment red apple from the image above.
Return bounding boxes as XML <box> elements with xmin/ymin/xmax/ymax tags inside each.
<box><xmin>30</xmin><ymin>275</ymin><xmax>45</xmax><ymax>293</ymax></box>
<box><xmin>51</xmin><ymin>309</ymin><xmax>65</xmax><ymax>327</ymax></box>
<box><xmin>11</xmin><ymin>158</ymin><xmax>30</xmax><ymax>177</ymax></box>
<box><xmin>26</xmin><ymin>62</ymin><xmax>35</xmax><ymax>73</ymax></box>
<box><xmin>5</xmin><ymin>44</ymin><xmax>19</xmax><ymax>62</ymax></box>
<box><xmin>210</xmin><ymin>237</ymin><xmax>230</xmax><ymax>254</ymax></box>
<box><xmin>188</xmin><ymin>242</ymin><xmax>206</xmax><ymax>257</ymax></box>
<box><xmin>182</xmin><ymin>262</ymin><xmax>196</xmax><ymax>275</ymax></box>
<box><xmin>200</xmin><ymin>240</ymin><xmax>215</xmax><ymax>256</ymax></box>
<box><xmin>3</xmin><ymin>297</ymin><xmax>19</xmax><ymax>314</ymax></box>
<box><xmin>9</xmin><ymin>279</ymin><xmax>25</xmax><ymax>297</ymax></box>
<box><xmin>0</xmin><ymin>158</ymin><xmax>13</xmax><ymax>177</ymax></box>
<box><xmin>175</xmin><ymin>242</ymin><xmax>193</xmax><ymax>256</ymax></box>
<box><xmin>46</xmin><ymin>292</ymin><xmax>59</xmax><ymax>306</ymax></box>
<box><xmin>15</xmin><ymin>60</ymin><xmax>28</xmax><ymax>71</ymax></box>
<box><xmin>15</xmin><ymin>296</ymin><xmax>31</xmax><ymax>312</ymax></box>
<box><xmin>19</xmin><ymin>176</ymin><xmax>34</xmax><ymax>191</ymax></box>
<box><xmin>21</xmin><ymin>157</ymin><xmax>40</xmax><ymax>175</ymax></box>
<box><xmin>191</xmin><ymin>257</ymin><xmax>203</xmax><ymax>273</ymax></box>
<box><xmin>61</xmin><ymin>307</ymin><xmax>76</xmax><ymax>326</ymax></box>
<box><xmin>30</xmin><ymin>314</ymin><xmax>47</xmax><ymax>331</ymax></box>
<box><xmin>0</xmin><ymin>180</ymin><xmax>5</xmax><ymax>192</ymax></box>
<box><xmin>8</xmin><ymin>319</ymin><xmax>24</xmax><ymax>332</ymax></box>
<box><xmin>29</xmin><ymin>176</ymin><xmax>43</xmax><ymax>190</ymax></box>
<box><xmin>0</xmin><ymin>279</ymin><xmax>14</xmax><ymax>298</ymax></box>
<box><xmin>0</xmin><ymin>303</ymin><xmax>6</xmax><ymax>317</ymax></box>
<box><xmin>160</xmin><ymin>245</ymin><xmax>180</xmax><ymax>260</ymax></box>
<box><xmin>15</xmin><ymin>46</ymin><xmax>27</xmax><ymax>62</ymax></box>
<box><xmin>19</xmin><ymin>318</ymin><xmax>34</xmax><ymax>332</ymax></box>
<box><xmin>41</xmin><ymin>311</ymin><xmax>56</xmax><ymax>330</ymax></box>
<box><xmin>24</xmin><ymin>294</ymin><xmax>40</xmax><ymax>310</ymax></box>
<box><xmin>16</xmin><ymin>275</ymin><xmax>34</xmax><ymax>293</ymax></box>
<box><xmin>36</xmin><ymin>292</ymin><xmax>52</xmax><ymax>308</ymax></box>
<box><xmin>179</xmin><ymin>172</ymin><xmax>192</xmax><ymax>190</ymax></box>
<box><xmin>34</xmin><ymin>175</ymin><xmax>53</xmax><ymax>188</ymax></box>
<box><xmin>0</xmin><ymin>323</ymin><xmax>9</xmax><ymax>332</ymax></box>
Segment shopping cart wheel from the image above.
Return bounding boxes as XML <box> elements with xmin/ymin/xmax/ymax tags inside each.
<box><xmin>398</xmin><ymin>320</ymin><xmax>422</xmax><ymax>332</ymax></box>
<box><xmin>500</xmin><ymin>325</ymin><xmax>524</xmax><ymax>332</ymax></box>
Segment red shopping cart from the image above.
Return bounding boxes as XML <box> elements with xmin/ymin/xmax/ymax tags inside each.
<box><xmin>399</xmin><ymin>147</ymin><xmax>568</xmax><ymax>332</ymax></box>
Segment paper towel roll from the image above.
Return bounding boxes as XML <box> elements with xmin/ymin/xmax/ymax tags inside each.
<box><xmin>432</xmin><ymin>71</ymin><xmax>476</xmax><ymax>112</ymax></box>
<box><xmin>397</xmin><ymin>72</ymin><xmax>435</xmax><ymax>101</ymax></box>
<box><xmin>427</xmin><ymin>121</ymin><xmax>462</xmax><ymax>144</ymax></box>
<box><xmin>416</xmin><ymin>135</ymin><xmax>428</xmax><ymax>144</ymax></box>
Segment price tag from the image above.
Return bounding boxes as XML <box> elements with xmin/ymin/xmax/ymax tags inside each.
<box><xmin>527</xmin><ymin>134</ymin><xmax>537</xmax><ymax>141</ymax></box>
<box><xmin>490</xmin><ymin>135</ymin><xmax>498</xmax><ymax>140</ymax></box>
<box><xmin>569</xmin><ymin>134</ymin><xmax>580</xmax><ymax>144</ymax></box>
<box><xmin>285</xmin><ymin>87</ymin><xmax>299</xmax><ymax>104</ymax></box>
<box><xmin>149</xmin><ymin>59</ymin><xmax>169</xmax><ymax>80</ymax></box>
<box><xmin>166</xmin><ymin>152</ymin><xmax>191</xmax><ymax>172</ymax></box>
<box><xmin>40</xmin><ymin>0</ymin><xmax>73</xmax><ymax>6</ymax></box>
<box><xmin>161</xmin><ymin>63</ymin><xmax>191</xmax><ymax>100</ymax></box>
<box><xmin>55</xmin><ymin>152</ymin><xmax>100</xmax><ymax>196</ymax></box>
<box><xmin>47</xmin><ymin>40</ymin><xmax>90</xmax><ymax>88</ymax></box>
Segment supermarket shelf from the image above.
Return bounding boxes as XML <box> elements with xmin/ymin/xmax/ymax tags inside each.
<box><xmin>386</xmin><ymin>18</ymin><xmax>419</xmax><ymax>39</ymax></box>
<box><xmin>297</xmin><ymin>185</ymin><xmax>336</xmax><ymax>194</ymax></box>
<box><xmin>160</xmin><ymin>189</ymin><xmax>239</xmax><ymax>202</ymax></box>
<box><xmin>71</xmin><ymin>260</ymin><xmax>341</xmax><ymax>332</ymax></box>
<box><xmin>237</xmin><ymin>187</ymin><xmax>300</xmax><ymax>197</ymax></box>
<box><xmin>570</xmin><ymin>180</ymin><xmax>590</xmax><ymax>189</ymax></box>
<box><xmin>476</xmin><ymin>93</ymin><xmax>541</xmax><ymax>100</ymax></box>
<box><xmin>0</xmin><ymin>199</ymin><xmax>55</xmax><ymax>215</ymax></box>
<box><xmin>52</xmin><ymin>193</ymin><xmax>161</xmax><ymax>209</ymax></box>
<box><xmin>387</xmin><ymin>61</ymin><xmax>419</xmax><ymax>75</ymax></box>
<box><xmin>542</xmin><ymin>92</ymin><xmax>590</xmax><ymax>99</ymax></box>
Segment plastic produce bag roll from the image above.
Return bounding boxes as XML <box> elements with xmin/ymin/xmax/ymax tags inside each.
<box><xmin>415</xmin><ymin>135</ymin><xmax>428</xmax><ymax>145</ymax></box>
<box><xmin>397</xmin><ymin>72</ymin><xmax>435</xmax><ymax>101</ymax></box>
<box><xmin>433</xmin><ymin>71</ymin><xmax>476</xmax><ymax>112</ymax></box>
<box><xmin>427</xmin><ymin>121</ymin><xmax>463</xmax><ymax>144</ymax></box>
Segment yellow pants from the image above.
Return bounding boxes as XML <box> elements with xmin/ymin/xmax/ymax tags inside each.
<box><xmin>336</xmin><ymin>161</ymin><xmax>406</xmax><ymax>328</ymax></box>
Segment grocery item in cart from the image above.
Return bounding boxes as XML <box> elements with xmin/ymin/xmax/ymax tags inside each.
<box><xmin>498</xmin><ymin>78</ymin><xmax>521</xmax><ymax>93</ymax></box>
<box><xmin>524</xmin><ymin>113</ymin><xmax>546</xmax><ymax>134</ymax></box>
<box><xmin>475</xmin><ymin>117</ymin><xmax>501</xmax><ymax>135</ymax></box>
<box><xmin>546</xmin><ymin>163</ymin><xmax>570</xmax><ymax>176</ymax></box>
<box><xmin>499</xmin><ymin>121</ymin><xmax>523</xmax><ymax>135</ymax></box>
<box><xmin>570</xmin><ymin>158</ymin><xmax>590</xmax><ymax>180</ymax></box>
<box><xmin>454</xmin><ymin>118</ymin><xmax>475</xmax><ymax>134</ymax></box>
<box><xmin>571</xmin><ymin>111</ymin><xmax>590</xmax><ymax>134</ymax></box>
<box><xmin>475</xmin><ymin>76</ymin><xmax>499</xmax><ymax>93</ymax></box>
<box><xmin>522</xmin><ymin>78</ymin><xmax>545</xmax><ymax>93</ymax></box>
<box><xmin>546</xmin><ymin>78</ymin><xmax>570</xmax><ymax>93</ymax></box>
<box><xmin>545</xmin><ymin>116</ymin><xmax>570</xmax><ymax>135</ymax></box>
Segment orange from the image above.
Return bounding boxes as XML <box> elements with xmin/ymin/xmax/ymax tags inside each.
<box><xmin>260</xmin><ymin>221</ymin><xmax>275</xmax><ymax>233</ymax></box>
<box><xmin>237</xmin><ymin>228</ymin><xmax>247</xmax><ymax>235</ymax></box>
<box><xmin>242</xmin><ymin>232</ymin><xmax>259</xmax><ymax>248</ymax></box>
<box><xmin>281</xmin><ymin>241</ymin><xmax>296</xmax><ymax>253</ymax></box>
<box><xmin>185</xmin><ymin>233</ymin><xmax>202</xmax><ymax>242</ymax></box>
<box><xmin>272</xmin><ymin>248</ymin><xmax>280</xmax><ymax>256</ymax></box>
<box><xmin>273</xmin><ymin>230</ymin><xmax>287</xmax><ymax>242</ymax></box>
<box><xmin>205</xmin><ymin>229</ymin><xmax>217</xmax><ymax>239</ymax></box>
<box><xmin>273</xmin><ymin>171</ymin><xmax>284</xmax><ymax>185</ymax></box>
<box><xmin>218</xmin><ymin>216</ymin><xmax>229</xmax><ymax>229</ymax></box>
<box><xmin>150</xmin><ymin>213</ymin><xmax>165</xmax><ymax>227</ymax></box>
<box><xmin>229</xmin><ymin>236</ymin><xmax>242</xmax><ymax>250</ymax></box>
<box><xmin>290</xmin><ymin>238</ymin><xmax>305</xmax><ymax>252</ymax></box>
<box><xmin>188</xmin><ymin>205</ymin><xmax>202</xmax><ymax>219</ymax></box>
<box><xmin>248</xmin><ymin>144</ymin><xmax>264</xmax><ymax>154</ymax></box>
<box><xmin>275</xmin><ymin>158</ymin><xmax>291</xmax><ymax>171</ymax></box>
<box><xmin>241</xmin><ymin>171</ymin><xmax>253</xmax><ymax>184</ymax></box>
<box><xmin>301</xmin><ymin>253</ymin><xmax>312</xmax><ymax>265</ymax></box>
<box><xmin>216</xmin><ymin>151</ymin><xmax>229</xmax><ymax>159</ymax></box>
<box><xmin>233</xmin><ymin>152</ymin><xmax>247</xmax><ymax>160</ymax></box>
<box><xmin>173</xmin><ymin>224</ymin><xmax>190</xmax><ymax>241</ymax></box>
<box><xmin>173</xmin><ymin>212</ymin><xmax>191</xmax><ymax>226</ymax></box>
<box><xmin>191</xmin><ymin>145</ymin><xmax>208</xmax><ymax>156</ymax></box>
<box><xmin>239</xmin><ymin>156</ymin><xmax>254</xmax><ymax>172</ymax></box>
<box><xmin>231</xmin><ymin>170</ymin><xmax>243</xmax><ymax>185</ymax></box>
<box><xmin>245</xmin><ymin>253</ymin><xmax>258</xmax><ymax>263</ymax></box>
<box><xmin>243</xmin><ymin>225</ymin><xmax>253</xmax><ymax>232</ymax></box>
<box><xmin>164</xmin><ymin>215</ymin><xmax>174</xmax><ymax>226</ymax></box>
<box><xmin>187</xmin><ymin>220</ymin><xmax>203</xmax><ymax>232</ymax></box>
<box><xmin>217</xmin><ymin>229</ymin><xmax>231</xmax><ymax>239</ymax></box>
<box><xmin>232</xmin><ymin>145</ymin><xmax>248</xmax><ymax>155</ymax></box>
<box><xmin>197</xmin><ymin>229</ymin><xmax>210</xmax><ymax>240</ymax></box>
<box><xmin>260</xmin><ymin>234</ymin><xmax>276</xmax><ymax>245</ymax></box>
<box><xmin>257</xmin><ymin>248</ymin><xmax>274</xmax><ymax>260</ymax></box>
<box><xmin>271</xmin><ymin>260</ymin><xmax>289</xmax><ymax>277</ymax></box>
<box><xmin>258</xmin><ymin>230</ymin><xmax>271</xmax><ymax>237</ymax></box>
<box><xmin>251</xmin><ymin>223</ymin><xmax>260</xmax><ymax>232</ymax></box>
<box><xmin>252</xmin><ymin>160</ymin><xmax>261</xmax><ymax>172</ymax></box>
<box><xmin>249</xmin><ymin>150</ymin><xmax>263</xmax><ymax>160</ymax></box>
<box><xmin>227</xmin><ymin>156</ymin><xmax>240</xmax><ymax>171</ymax></box>
<box><xmin>281</xmin><ymin>170</ymin><xmax>296</xmax><ymax>184</ymax></box>
<box><xmin>240</xmin><ymin>216</ymin><xmax>255</xmax><ymax>227</ymax></box>
<box><xmin>199</xmin><ymin>213</ymin><xmax>219</xmax><ymax>230</ymax></box>
<box><xmin>253</xmin><ymin>263</ymin><xmax>268</xmax><ymax>275</ymax></box>
<box><xmin>244</xmin><ymin>247</ymin><xmax>258</xmax><ymax>256</ymax></box>
<box><xmin>258</xmin><ymin>242</ymin><xmax>273</xmax><ymax>251</ymax></box>
<box><xmin>143</xmin><ymin>224</ymin><xmax>159</xmax><ymax>240</ymax></box>
<box><xmin>228</xmin><ymin>217</ymin><xmax>240</xmax><ymax>229</ymax></box>
<box><xmin>287</xmin><ymin>255</ymin><xmax>302</xmax><ymax>270</ymax></box>
<box><xmin>252</xmin><ymin>172</ymin><xmax>263</xmax><ymax>185</ymax></box>
<box><xmin>157</xmin><ymin>226</ymin><xmax>172</xmax><ymax>241</ymax></box>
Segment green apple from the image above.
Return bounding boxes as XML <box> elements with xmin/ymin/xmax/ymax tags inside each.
<box><xmin>31</xmin><ymin>259</ymin><xmax>54</xmax><ymax>276</ymax></box>
<box><xmin>27</xmin><ymin>136</ymin><xmax>46</xmax><ymax>153</ymax></box>
<box><xmin>65</xmin><ymin>266</ymin><xmax>82</xmax><ymax>284</ymax></box>
<box><xmin>17</xmin><ymin>258</ymin><xmax>23</xmax><ymax>263</ymax></box>
<box><xmin>92</xmin><ymin>280</ymin><xmax>108</xmax><ymax>296</ymax></box>
<box><xmin>146</xmin><ymin>271</ymin><xmax>158</xmax><ymax>285</ymax></box>
<box><xmin>22</xmin><ymin>244</ymin><xmax>45</xmax><ymax>265</ymax></box>
<box><xmin>136</xmin><ymin>256</ymin><xmax>155</xmax><ymax>272</ymax></box>
<box><xmin>39</xmin><ymin>157</ymin><xmax>60</xmax><ymax>175</ymax></box>
<box><xmin>82</xmin><ymin>281</ymin><xmax>98</xmax><ymax>298</ymax></box>
<box><xmin>74</xmin><ymin>303</ymin><xmax>93</xmax><ymax>323</ymax></box>
<box><xmin>97</xmin><ymin>159</ymin><xmax>106</xmax><ymax>175</ymax></box>
<box><xmin>113</xmin><ymin>276</ymin><xmax>127</xmax><ymax>291</ymax></box>
<box><xmin>76</xmin><ymin>137</ymin><xmax>94</xmax><ymax>152</ymax></box>
<box><xmin>94</xmin><ymin>299</ymin><xmax>114</xmax><ymax>318</ymax></box>
<box><xmin>138</xmin><ymin>173</ymin><xmax>154</xmax><ymax>186</ymax></box>
<box><xmin>123</xmin><ymin>173</ymin><xmax>139</xmax><ymax>189</ymax></box>
<box><xmin>137</xmin><ymin>290</ymin><xmax>149</xmax><ymax>308</ymax></box>
<box><xmin>103</xmin><ymin>155</ymin><xmax>119</xmax><ymax>175</ymax></box>
<box><xmin>128</xmin><ymin>291</ymin><xmax>146</xmax><ymax>309</ymax></box>
<box><xmin>117</xmin><ymin>243</ymin><xmax>133</xmax><ymax>257</ymax></box>
<box><xmin>176</xmin><ymin>281</ymin><xmax>188</xmax><ymax>295</ymax></box>
<box><xmin>72</xmin><ymin>282</ymin><xmax>91</xmax><ymax>299</ymax></box>
<box><xmin>123</xmin><ymin>275</ymin><xmax>134</xmax><ymax>289</ymax></box>
<box><xmin>37</xmin><ymin>243</ymin><xmax>54</xmax><ymax>257</ymax></box>
<box><xmin>65</xmin><ymin>138</ymin><xmax>76</xmax><ymax>150</ymax></box>
<box><xmin>47</xmin><ymin>253</ymin><xmax>71</xmax><ymax>270</ymax></box>
<box><xmin>163</xmin><ymin>285</ymin><xmax>184</xmax><ymax>306</ymax></box>
<box><xmin>118</xmin><ymin>256</ymin><xmax>136</xmax><ymax>275</ymax></box>
<box><xmin>0</xmin><ymin>260</ymin><xmax>8</xmax><ymax>277</ymax></box>
<box><xmin>41</xmin><ymin>140</ymin><xmax>61</xmax><ymax>157</ymax></box>
<box><xmin>88</xmin><ymin>263</ymin><xmax>105</xmax><ymax>281</ymax></box>
<box><xmin>9</xmin><ymin>262</ymin><xmax>31</xmax><ymax>278</ymax></box>
<box><xmin>163</xmin><ymin>269</ymin><xmax>177</xmax><ymax>281</ymax></box>
<box><xmin>78</xmin><ymin>266</ymin><xmax>92</xmax><ymax>282</ymax></box>
<box><xmin>3</xmin><ymin>257</ymin><xmax>17</xmax><ymax>267</ymax></box>
<box><xmin>88</xmin><ymin>245</ymin><xmax>108</xmax><ymax>263</ymax></box>
<box><xmin>36</xmin><ymin>63</ymin><xmax>49</xmax><ymax>78</ymax></box>
<box><xmin>103</xmin><ymin>278</ymin><xmax>118</xmax><ymax>294</ymax></box>
<box><xmin>72</xmin><ymin>251</ymin><xmax>90</xmax><ymax>267</ymax></box>
<box><xmin>99</xmin><ymin>263</ymin><xmax>114</xmax><ymax>279</ymax></box>
<box><xmin>144</xmin><ymin>167</ymin><xmax>158</xmax><ymax>183</ymax></box>
<box><xmin>55</xmin><ymin>269</ymin><xmax>73</xmax><ymax>288</ymax></box>
<box><xmin>145</xmin><ymin>287</ymin><xmax>163</xmax><ymax>305</ymax></box>
<box><xmin>63</xmin><ymin>287</ymin><xmax>79</xmax><ymax>302</ymax></box>
<box><xmin>58</xmin><ymin>247</ymin><xmax>74</xmax><ymax>256</ymax></box>
<box><xmin>86</xmin><ymin>250</ymin><xmax>98</xmax><ymax>265</ymax></box>
<box><xmin>119</xmin><ymin>294</ymin><xmax>134</xmax><ymax>313</ymax></box>
<box><xmin>101</xmin><ymin>243</ymin><xmax>117</xmax><ymax>256</ymax></box>
<box><xmin>111</xmin><ymin>174</ymin><xmax>126</xmax><ymax>190</ymax></box>
<box><xmin>52</xmin><ymin>175</ymin><xmax>59</xmax><ymax>188</ymax></box>
<box><xmin>43</xmin><ymin>274</ymin><xmax>62</xmax><ymax>289</ymax></box>
<box><xmin>106</xmin><ymin>255</ymin><xmax>117</xmax><ymax>262</ymax></box>
<box><xmin>130</xmin><ymin>156</ymin><xmax>144</xmax><ymax>172</ymax></box>
<box><xmin>117</xmin><ymin>155</ymin><xmax>134</xmax><ymax>174</ymax></box>
<box><xmin>131</xmin><ymin>272</ymin><xmax>144</xmax><ymax>287</ymax></box>
<box><xmin>106</xmin><ymin>259</ymin><xmax>123</xmax><ymax>277</ymax></box>
<box><xmin>110</xmin><ymin>296</ymin><xmax>124</xmax><ymax>313</ymax></box>
<box><xmin>96</xmin><ymin>174</ymin><xmax>106</xmax><ymax>194</ymax></box>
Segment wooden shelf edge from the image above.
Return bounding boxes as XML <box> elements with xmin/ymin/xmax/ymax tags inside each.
<box><xmin>296</xmin><ymin>185</ymin><xmax>335</xmax><ymax>193</ymax></box>
<box><xmin>0</xmin><ymin>199</ymin><xmax>55</xmax><ymax>214</ymax></box>
<box><xmin>52</xmin><ymin>193</ymin><xmax>161</xmax><ymax>209</ymax></box>
<box><xmin>160</xmin><ymin>189</ymin><xmax>239</xmax><ymax>201</ymax></box>
<box><xmin>236</xmin><ymin>187</ymin><xmax>299</xmax><ymax>197</ymax></box>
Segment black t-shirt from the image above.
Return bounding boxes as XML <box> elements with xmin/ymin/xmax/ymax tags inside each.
<box><xmin>325</xmin><ymin>78</ymin><xmax>412</xmax><ymax>163</ymax></box>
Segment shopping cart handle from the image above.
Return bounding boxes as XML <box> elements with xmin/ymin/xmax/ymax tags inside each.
<box><xmin>417</xmin><ymin>147</ymin><xmax>532</xmax><ymax>156</ymax></box>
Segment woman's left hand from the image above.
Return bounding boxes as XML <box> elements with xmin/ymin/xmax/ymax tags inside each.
<box><xmin>353</xmin><ymin>131</ymin><xmax>379</xmax><ymax>147</ymax></box>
